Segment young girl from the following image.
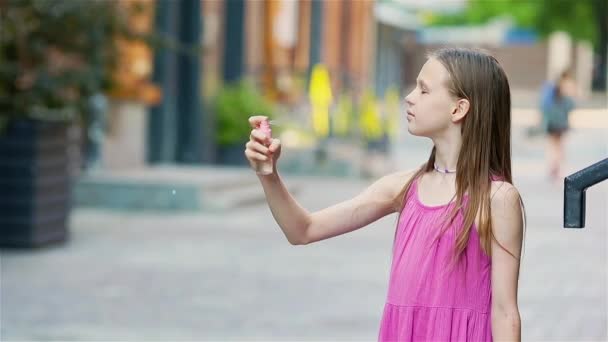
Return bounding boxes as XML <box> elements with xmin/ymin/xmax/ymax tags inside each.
<box><xmin>245</xmin><ymin>47</ymin><xmax>524</xmax><ymax>341</ymax></box>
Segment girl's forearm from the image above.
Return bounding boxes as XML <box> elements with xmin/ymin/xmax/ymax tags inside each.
<box><xmin>258</xmin><ymin>172</ymin><xmax>311</xmax><ymax>245</ymax></box>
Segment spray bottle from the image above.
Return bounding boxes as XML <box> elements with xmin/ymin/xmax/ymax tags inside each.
<box><xmin>256</xmin><ymin>118</ymin><xmax>274</xmax><ymax>175</ymax></box>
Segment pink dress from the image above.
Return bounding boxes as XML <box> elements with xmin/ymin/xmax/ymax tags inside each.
<box><xmin>378</xmin><ymin>177</ymin><xmax>492</xmax><ymax>341</ymax></box>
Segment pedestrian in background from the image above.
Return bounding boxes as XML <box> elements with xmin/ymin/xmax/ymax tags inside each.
<box><xmin>539</xmin><ymin>70</ymin><xmax>576</xmax><ymax>184</ymax></box>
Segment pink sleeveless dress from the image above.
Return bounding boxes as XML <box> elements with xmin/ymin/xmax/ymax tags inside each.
<box><xmin>378</xmin><ymin>177</ymin><xmax>493</xmax><ymax>341</ymax></box>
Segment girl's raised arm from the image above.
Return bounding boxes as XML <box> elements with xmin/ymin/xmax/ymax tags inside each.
<box><xmin>258</xmin><ymin>169</ymin><xmax>414</xmax><ymax>245</ymax></box>
<box><xmin>246</xmin><ymin>115</ymin><xmax>415</xmax><ymax>245</ymax></box>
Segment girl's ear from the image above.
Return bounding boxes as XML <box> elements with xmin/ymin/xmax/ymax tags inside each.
<box><xmin>451</xmin><ymin>98</ymin><xmax>470</xmax><ymax>122</ymax></box>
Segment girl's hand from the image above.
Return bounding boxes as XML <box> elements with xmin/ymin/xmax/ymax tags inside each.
<box><xmin>245</xmin><ymin>116</ymin><xmax>282</xmax><ymax>172</ymax></box>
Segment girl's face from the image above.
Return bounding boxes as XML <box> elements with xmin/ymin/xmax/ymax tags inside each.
<box><xmin>404</xmin><ymin>58</ymin><xmax>458</xmax><ymax>137</ymax></box>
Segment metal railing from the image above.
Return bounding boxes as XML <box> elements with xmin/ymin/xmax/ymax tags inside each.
<box><xmin>564</xmin><ymin>158</ymin><xmax>608</xmax><ymax>228</ymax></box>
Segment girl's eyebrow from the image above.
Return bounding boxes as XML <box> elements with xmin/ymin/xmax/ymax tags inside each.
<box><xmin>417</xmin><ymin>79</ymin><xmax>429</xmax><ymax>88</ymax></box>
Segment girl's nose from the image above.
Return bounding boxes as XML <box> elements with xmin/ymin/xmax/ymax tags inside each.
<box><xmin>404</xmin><ymin>92</ymin><xmax>414</xmax><ymax>107</ymax></box>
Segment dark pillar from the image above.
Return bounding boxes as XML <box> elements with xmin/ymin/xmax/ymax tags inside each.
<box><xmin>223</xmin><ymin>0</ymin><xmax>245</xmax><ymax>83</ymax></box>
<box><xmin>592</xmin><ymin>0</ymin><xmax>607</xmax><ymax>91</ymax></box>
<box><xmin>148</xmin><ymin>0</ymin><xmax>179</xmax><ymax>164</ymax></box>
<box><xmin>176</xmin><ymin>0</ymin><xmax>204</xmax><ymax>163</ymax></box>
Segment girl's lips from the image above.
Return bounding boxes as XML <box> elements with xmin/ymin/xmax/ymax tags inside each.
<box><xmin>407</xmin><ymin>110</ymin><xmax>415</xmax><ymax>117</ymax></box>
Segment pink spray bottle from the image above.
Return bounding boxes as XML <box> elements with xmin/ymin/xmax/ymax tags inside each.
<box><xmin>256</xmin><ymin>118</ymin><xmax>274</xmax><ymax>175</ymax></box>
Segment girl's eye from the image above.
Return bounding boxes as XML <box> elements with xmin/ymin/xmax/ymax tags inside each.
<box><xmin>421</xmin><ymin>89</ymin><xmax>428</xmax><ymax>94</ymax></box>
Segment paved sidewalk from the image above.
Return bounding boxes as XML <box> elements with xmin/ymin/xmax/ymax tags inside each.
<box><xmin>1</xmin><ymin>124</ymin><xmax>607</xmax><ymax>340</ymax></box>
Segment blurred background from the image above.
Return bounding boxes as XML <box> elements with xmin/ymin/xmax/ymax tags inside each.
<box><xmin>0</xmin><ymin>0</ymin><xmax>606</xmax><ymax>340</ymax></box>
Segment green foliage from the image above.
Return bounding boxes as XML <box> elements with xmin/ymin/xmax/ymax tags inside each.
<box><xmin>0</xmin><ymin>0</ymin><xmax>136</xmax><ymax>124</ymax></box>
<box><xmin>214</xmin><ymin>80</ymin><xmax>275</xmax><ymax>146</ymax></box>
<box><xmin>426</xmin><ymin>0</ymin><xmax>603</xmax><ymax>49</ymax></box>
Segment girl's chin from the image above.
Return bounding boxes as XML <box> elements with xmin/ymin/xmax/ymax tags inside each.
<box><xmin>406</xmin><ymin>125</ymin><xmax>416</xmax><ymax>135</ymax></box>
<box><xmin>407</xmin><ymin>125</ymin><xmax>426</xmax><ymax>137</ymax></box>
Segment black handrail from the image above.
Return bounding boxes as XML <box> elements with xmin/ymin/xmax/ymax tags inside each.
<box><xmin>564</xmin><ymin>158</ymin><xmax>608</xmax><ymax>228</ymax></box>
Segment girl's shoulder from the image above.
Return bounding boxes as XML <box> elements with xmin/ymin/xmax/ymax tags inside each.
<box><xmin>489</xmin><ymin>180</ymin><xmax>522</xmax><ymax>214</ymax></box>
<box><xmin>373</xmin><ymin>168</ymin><xmax>418</xmax><ymax>212</ymax></box>
<box><xmin>473</xmin><ymin>180</ymin><xmax>522</xmax><ymax>232</ymax></box>
<box><xmin>489</xmin><ymin>178</ymin><xmax>519</xmax><ymax>197</ymax></box>
<box><xmin>379</xmin><ymin>168</ymin><xmax>418</xmax><ymax>186</ymax></box>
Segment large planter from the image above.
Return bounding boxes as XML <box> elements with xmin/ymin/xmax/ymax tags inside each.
<box><xmin>216</xmin><ymin>143</ymin><xmax>248</xmax><ymax>166</ymax></box>
<box><xmin>0</xmin><ymin>119</ymin><xmax>74</xmax><ymax>247</ymax></box>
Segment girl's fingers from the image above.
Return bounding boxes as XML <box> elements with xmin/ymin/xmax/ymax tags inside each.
<box><xmin>246</xmin><ymin>140</ymin><xmax>269</xmax><ymax>154</ymax></box>
<box><xmin>268</xmin><ymin>138</ymin><xmax>281</xmax><ymax>152</ymax></box>
<box><xmin>250</xmin><ymin>129</ymin><xmax>270</xmax><ymax>144</ymax></box>
<box><xmin>244</xmin><ymin>148</ymin><xmax>268</xmax><ymax>161</ymax></box>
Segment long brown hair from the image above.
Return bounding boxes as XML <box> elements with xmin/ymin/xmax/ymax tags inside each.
<box><xmin>394</xmin><ymin>47</ymin><xmax>525</xmax><ymax>261</ymax></box>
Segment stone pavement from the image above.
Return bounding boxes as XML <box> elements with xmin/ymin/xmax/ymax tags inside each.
<box><xmin>1</xmin><ymin>120</ymin><xmax>607</xmax><ymax>340</ymax></box>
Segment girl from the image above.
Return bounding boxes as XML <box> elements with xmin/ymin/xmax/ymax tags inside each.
<box><xmin>245</xmin><ymin>47</ymin><xmax>524</xmax><ymax>341</ymax></box>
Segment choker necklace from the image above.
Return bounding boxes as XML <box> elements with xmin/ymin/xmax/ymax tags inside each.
<box><xmin>434</xmin><ymin>163</ymin><xmax>457</xmax><ymax>174</ymax></box>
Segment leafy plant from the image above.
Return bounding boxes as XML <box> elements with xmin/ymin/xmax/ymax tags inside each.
<box><xmin>0</xmin><ymin>0</ymin><xmax>140</xmax><ymax>129</ymax></box>
<box><xmin>425</xmin><ymin>0</ymin><xmax>604</xmax><ymax>49</ymax></box>
<box><xmin>214</xmin><ymin>80</ymin><xmax>275</xmax><ymax>146</ymax></box>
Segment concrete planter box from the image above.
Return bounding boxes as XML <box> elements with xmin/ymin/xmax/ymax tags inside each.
<box><xmin>0</xmin><ymin>120</ymin><xmax>74</xmax><ymax>247</ymax></box>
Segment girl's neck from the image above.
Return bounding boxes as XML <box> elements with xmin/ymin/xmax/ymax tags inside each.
<box><xmin>433</xmin><ymin>136</ymin><xmax>461</xmax><ymax>171</ymax></box>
